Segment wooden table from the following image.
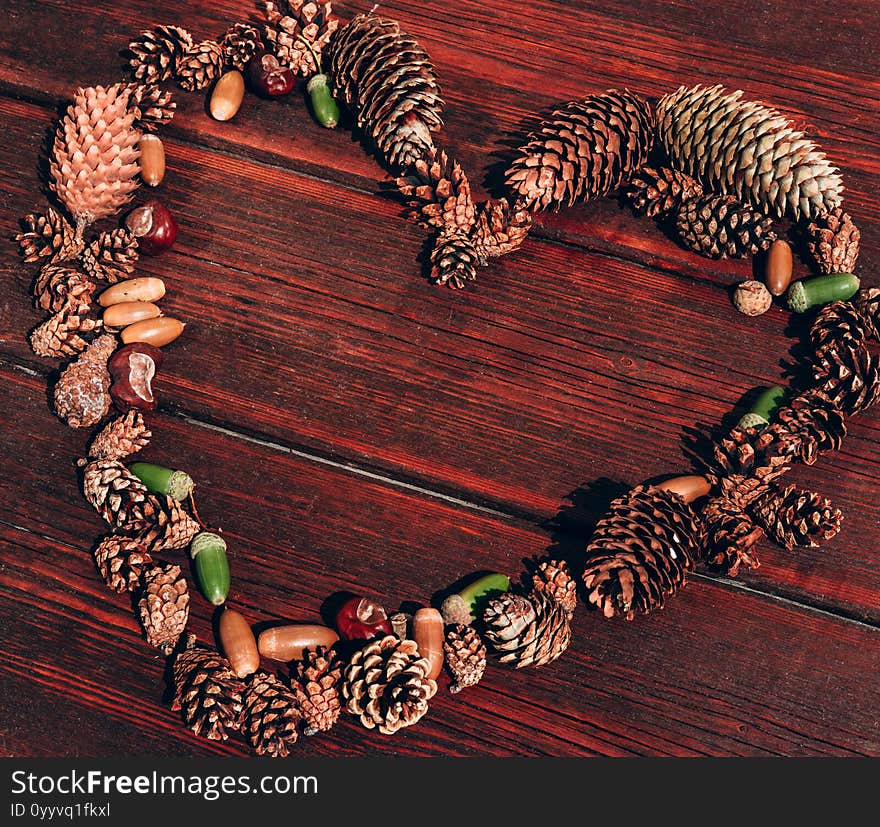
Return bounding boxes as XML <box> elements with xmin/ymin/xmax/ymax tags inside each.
<box><xmin>1</xmin><ymin>0</ymin><xmax>878</xmax><ymax>758</ymax></box>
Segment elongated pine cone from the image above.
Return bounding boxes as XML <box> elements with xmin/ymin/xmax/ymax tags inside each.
<box><xmin>261</xmin><ymin>1</ymin><xmax>338</xmax><ymax>76</ymax></box>
<box><xmin>856</xmin><ymin>288</ymin><xmax>880</xmax><ymax>341</ymax></box>
<box><xmin>82</xmin><ymin>457</ymin><xmax>157</xmax><ymax>529</ymax></box>
<box><xmin>675</xmin><ymin>194</ymin><xmax>775</xmax><ymax>258</ymax></box>
<box><xmin>805</xmin><ymin>207</ymin><xmax>860</xmax><ymax>274</ymax></box>
<box><xmin>443</xmin><ymin>624</ymin><xmax>486</xmax><ymax>693</ymax></box>
<box><xmin>88</xmin><ymin>411</ymin><xmax>151</xmax><ymax>461</ymax></box>
<box><xmin>431</xmin><ymin>230</ymin><xmax>479</xmax><ymax>288</ymax></box>
<box><xmin>754</xmin><ymin>390</ymin><xmax>847</xmax><ymax>466</ymax></box>
<box><xmin>470</xmin><ymin>198</ymin><xmax>532</xmax><ymax>265</ymax></box>
<box><xmin>505</xmin><ymin>89</ymin><xmax>655</xmax><ymax>212</ymax></box>
<box><xmin>128</xmin><ymin>25</ymin><xmax>193</xmax><ymax>83</ymax></box>
<box><xmin>657</xmin><ymin>84</ymin><xmax>842</xmax><ymax>221</ymax></box>
<box><xmin>482</xmin><ymin>592</ymin><xmax>571</xmax><ymax>667</ymax></box>
<box><xmin>122</xmin><ymin>82</ymin><xmax>177</xmax><ymax>132</ymax></box>
<box><xmin>627</xmin><ymin>165</ymin><xmax>703</xmax><ymax>220</ymax></box>
<box><xmin>531</xmin><ymin>558</ymin><xmax>578</xmax><ymax>618</ymax></box>
<box><xmin>291</xmin><ymin>646</ymin><xmax>343</xmax><ymax>735</ymax></box>
<box><xmin>33</xmin><ymin>265</ymin><xmax>96</xmax><ymax>314</ymax></box>
<box><xmin>138</xmin><ymin>563</ymin><xmax>189</xmax><ymax>653</ymax></box>
<box><xmin>328</xmin><ymin>13</ymin><xmax>444</xmax><ymax>170</ymax></box>
<box><xmin>341</xmin><ymin>635</ymin><xmax>437</xmax><ymax>735</ymax></box>
<box><xmin>752</xmin><ymin>482</ymin><xmax>843</xmax><ymax>550</ymax></box>
<box><xmin>17</xmin><ymin>207</ymin><xmax>83</xmax><ymax>264</ymax></box>
<box><xmin>172</xmin><ymin>645</ymin><xmax>245</xmax><ymax>741</ymax></box>
<box><xmin>80</xmin><ymin>229</ymin><xmax>139</xmax><ymax>283</ymax></box>
<box><xmin>53</xmin><ymin>333</ymin><xmax>115</xmax><ymax>427</ymax></box>
<box><xmin>396</xmin><ymin>149</ymin><xmax>475</xmax><ymax>234</ymax></box>
<box><xmin>93</xmin><ymin>533</ymin><xmax>153</xmax><ymax>593</ymax></box>
<box><xmin>582</xmin><ymin>484</ymin><xmax>704</xmax><ymax>619</ymax></box>
<box><xmin>221</xmin><ymin>22</ymin><xmax>263</xmax><ymax>71</ymax></box>
<box><xmin>140</xmin><ymin>497</ymin><xmax>201</xmax><ymax>552</ymax></box>
<box><xmin>243</xmin><ymin>672</ymin><xmax>301</xmax><ymax>757</ymax></box>
<box><xmin>175</xmin><ymin>41</ymin><xmax>224</xmax><ymax>92</ymax></box>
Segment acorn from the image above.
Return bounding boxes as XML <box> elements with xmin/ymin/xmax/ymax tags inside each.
<box><xmin>738</xmin><ymin>385</ymin><xmax>788</xmax><ymax>429</ymax></box>
<box><xmin>440</xmin><ymin>572</ymin><xmax>511</xmax><ymax>625</ymax></box>
<box><xmin>129</xmin><ymin>461</ymin><xmax>194</xmax><ymax>501</ymax></box>
<box><xmin>787</xmin><ymin>273</ymin><xmax>860</xmax><ymax>312</ymax></box>
<box><xmin>306</xmin><ymin>73</ymin><xmax>339</xmax><ymax>128</ymax></box>
<box><xmin>190</xmin><ymin>532</ymin><xmax>230</xmax><ymax>606</ymax></box>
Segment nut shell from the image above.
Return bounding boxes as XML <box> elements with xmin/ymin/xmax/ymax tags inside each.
<box><xmin>733</xmin><ymin>280</ymin><xmax>772</xmax><ymax>316</ymax></box>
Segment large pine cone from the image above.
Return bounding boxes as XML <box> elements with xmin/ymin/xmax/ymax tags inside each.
<box><xmin>52</xmin><ymin>333</ymin><xmax>115</xmax><ymax>427</ymax></box>
<box><xmin>341</xmin><ymin>635</ymin><xmax>437</xmax><ymax>735</ymax></box>
<box><xmin>627</xmin><ymin>165</ymin><xmax>703</xmax><ymax>220</ymax></box>
<box><xmin>752</xmin><ymin>482</ymin><xmax>843</xmax><ymax>550</ymax></box>
<box><xmin>243</xmin><ymin>672</ymin><xmax>301</xmax><ymax>757</ymax></box>
<box><xmin>122</xmin><ymin>82</ymin><xmax>177</xmax><ymax>132</ymax></box>
<box><xmin>675</xmin><ymin>194</ymin><xmax>775</xmax><ymax>259</ymax></box>
<box><xmin>328</xmin><ymin>13</ymin><xmax>444</xmax><ymax>170</ymax></box>
<box><xmin>505</xmin><ymin>89</ymin><xmax>654</xmax><ymax>212</ymax></box>
<box><xmin>470</xmin><ymin>198</ymin><xmax>532</xmax><ymax>265</ymax></box>
<box><xmin>138</xmin><ymin>563</ymin><xmax>189</xmax><ymax>653</ymax></box>
<box><xmin>443</xmin><ymin>624</ymin><xmax>486</xmax><ymax>693</ymax></box>
<box><xmin>291</xmin><ymin>646</ymin><xmax>343</xmax><ymax>735</ymax></box>
<box><xmin>17</xmin><ymin>207</ymin><xmax>83</xmax><ymax>264</ymax></box>
<box><xmin>80</xmin><ymin>229</ymin><xmax>138</xmax><ymax>283</ymax></box>
<box><xmin>396</xmin><ymin>149</ymin><xmax>475</xmax><ymax>234</ymax></box>
<box><xmin>175</xmin><ymin>41</ymin><xmax>224</xmax><ymax>92</ymax></box>
<box><xmin>431</xmin><ymin>230</ymin><xmax>479</xmax><ymax>289</ymax></box>
<box><xmin>94</xmin><ymin>533</ymin><xmax>153</xmax><ymax>593</ymax></box>
<box><xmin>582</xmin><ymin>484</ymin><xmax>704</xmax><ymax>619</ymax></box>
<box><xmin>172</xmin><ymin>644</ymin><xmax>245</xmax><ymax>741</ymax></box>
<box><xmin>87</xmin><ymin>411</ymin><xmax>151</xmax><ymax>461</ymax></box>
<box><xmin>805</xmin><ymin>207</ymin><xmax>860</xmax><ymax>274</ymax></box>
<box><xmin>261</xmin><ymin>1</ymin><xmax>338</xmax><ymax>76</ymax></box>
<box><xmin>657</xmin><ymin>84</ymin><xmax>842</xmax><ymax>221</ymax></box>
<box><xmin>82</xmin><ymin>457</ymin><xmax>157</xmax><ymax>530</ymax></box>
<box><xmin>754</xmin><ymin>390</ymin><xmax>847</xmax><ymax>466</ymax></box>
<box><xmin>128</xmin><ymin>25</ymin><xmax>193</xmax><ymax>84</ymax></box>
<box><xmin>482</xmin><ymin>592</ymin><xmax>571</xmax><ymax>668</ymax></box>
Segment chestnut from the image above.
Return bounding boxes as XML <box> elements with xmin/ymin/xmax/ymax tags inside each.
<box><xmin>108</xmin><ymin>342</ymin><xmax>164</xmax><ymax>412</ymax></box>
<box><xmin>335</xmin><ymin>596</ymin><xmax>393</xmax><ymax>641</ymax></box>
<box><xmin>125</xmin><ymin>200</ymin><xmax>178</xmax><ymax>255</ymax></box>
<box><xmin>247</xmin><ymin>52</ymin><xmax>295</xmax><ymax>97</ymax></box>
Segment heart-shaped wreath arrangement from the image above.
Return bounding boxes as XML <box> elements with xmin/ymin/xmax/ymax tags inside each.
<box><xmin>15</xmin><ymin>2</ymin><xmax>879</xmax><ymax>755</ymax></box>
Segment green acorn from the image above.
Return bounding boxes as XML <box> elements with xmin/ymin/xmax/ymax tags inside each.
<box><xmin>306</xmin><ymin>74</ymin><xmax>339</xmax><ymax>128</ymax></box>
<box><xmin>129</xmin><ymin>462</ymin><xmax>194</xmax><ymax>501</ymax></box>
<box><xmin>787</xmin><ymin>273</ymin><xmax>860</xmax><ymax>313</ymax></box>
<box><xmin>190</xmin><ymin>531</ymin><xmax>230</xmax><ymax>606</ymax></box>
<box><xmin>738</xmin><ymin>385</ymin><xmax>788</xmax><ymax>429</ymax></box>
<box><xmin>440</xmin><ymin>572</ymin><xmax>510</xmax><ymax>625</ymax></box>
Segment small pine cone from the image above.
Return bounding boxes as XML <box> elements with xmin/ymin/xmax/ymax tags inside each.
<box><xmin>138</xmin><ymin>563</ymin><xmax>189</xmax><ymax>654</ymax></box>
<box><xmin>172</xmin><ymin>644</ymin><xmax>245</xmax><ymax>741</ymax></box>
<box><xmin>291</xmin><ymin>646</ymin><xmax>343</xmax><ymax>735</ymax></box>
<box><xmin>328</xmin><ymin>13</ymin><xmax>443</xmax><ymax>170</ymax></box>
<box><xmin>754</xmin><ymin>389</ymin><xmax>847</xmax><ymax>466</ymax></box>
<box><xmin>855</xmin><ymin>287</ymin><xmax>880</xmax><ymax>342</ymax></box>
<box><xmin>431</xmin><ymin>230</ymin><xmax>479</xmax><ymax>289</ymax></box>
<box><xmin>93</xmin><ymin>533</ymin><xmax>153</xmax><ymax>593</ymax></box>
<box><xmin>16</xmin><ymin>207</ymin><xmax>83</xmax><ymax>264</ymax></box>
<box><xmin>701</xmin><ymin>495</ymin><xmax>764</xmax><ymax>576</ymax></box>
<box><xmin>582</xmin><ymin>484</ymin><xmax>704</xmax><ymax>619</ymax></box>
<box><xmin>395</xmin><ymin>149</ymin><xmax>475</xmax><ymax>234</ymax></box>
<box><xmin>470</xmin><ymin>198</ymin><xmax>533</xmax><ymax>266</ymax></box>
<box><xmin>656</xmin><ymin>84</ymin><xmax>842</xmax><ymax>221</ymax></box>
<box><xmin>128</xmin><ymin>25</ymin><xmax>194</xmax><ymax>84</ymax></box>
<box><xmin>33</xmin><ymin>265</ymin><xmax>96</xmax><ymax>314</ymax></box>
<box><xmin>341</xmin><ymin>635</ymin><xmax>437</xmax><ymax>735</ymax></box>
<box><xmin>531</xmin><ymin>558</ymin><xmax>577</xmax><ymax>618</ymax></box>
<box><xmin>80</xmin><ymin>229</ymin><xmax>139</xmax><ymax>283</ymax></box>
<box><xmin>175</xmin><ymin>41</ymin><xmax>224</xmax><ymax>92</ymax></box>
<box><xmin>141</xmin><ymin>497</ymin><xmax>201</xmax><ymax>552</ymax></box>
<box><xmin>482</xmin><ymin>592</ymin><xmax>571</xmax><ymax>668</ymax></box>
<box><xmin>443</xmin><ymin>624</ymin><xmax>486</xmax><ymax>693</ymax></box>
<box><xmin>505</xmin><ymin>90</ymin><xmax>655</xmax><ymax>212</ymax></box>
<box><xmin>243</xmin><ymin>672</ymin><xmax>301</xmax><ymax>757</ymax></box>
<box><xmin>82</xmin><ymin>457</ymin><xmax>155</xmax><ymax>529</ymax></box>
<box><xmin>122</xmin><ymin>82</ymin><xmax>177</xmax><ymax>132</ymax></box>
<box><xmin>627</xmin><ymin>165</ymin><xmax>703</xmax><ymax>220</ymax></box>
<box><xmin>676</xmin><ymin>194</ymin><xmax>776</xmax><ymax>259</ymax></box>
<box><xmin>805</xmin><ymin>207</ymin><xmax>860</xmax><ymax>274</ymax></box>
<box><xmin>261</xmin><ymin>2</ymin><xmax>338</xmax><ymax>76</ymax></box>
<box><xmin>752</xmin><ymin>482</ymin><xmax>843</xmax><ymax>550</ymax></box>
<box><xmin>811</xmin><ymin>301</ymin><xmax>871</xmax><ymax>358</ymax></box>
<box><xmin>708</xmin><ymin>424</ymin><xmax>763</xmax><ymax>477</ymax></box>
<box><xmin>30</xmin><ymin>301</ymin><xmax>101</xmax><ymax>359</ymax></box>
<box><xmin>88</xmin><ymin>411</ymin><xmax>151</xmax><ymax>461</ymax></box>
<box><xmin>221</xmin><ymin>22</ymin><xmax>263</xmax><ymax>71</ymax></box>
<box><xmin>52</xmin><ymin>333</ymin><xmax>115</xmax><ymax>427</ymax></box>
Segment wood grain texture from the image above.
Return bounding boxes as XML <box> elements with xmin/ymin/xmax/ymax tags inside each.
<box><xmin>0</xmin><ymin>0</ymin><xmax>878</xmax><ymax>757</ymax></box>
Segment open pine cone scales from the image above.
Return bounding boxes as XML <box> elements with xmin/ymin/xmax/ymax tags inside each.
<box><xmin>470</xmin><ymin>198</ymin><xmax>532</xmax><ymax>265</ymax></box>
<box><xmin>482</xmin><ymin>592</ymin><xmax>571</xmax><ymax>667</ymax></box>
<box><xmin>243</xmin><ymin>672</ymin><xmax>301</xmax><ymax>757</ymax></box>
<box><xmin>675</xmin><ymin>194</ymin><xmax>776</xmax><ymax>258</ymax></box>
<box><xmin>122</xmin><ymin>82</ymin><xmax>177</xmax><ymax>132</ymax></box>
<box><xmin>94</xmin><ymin>533</ymin><xmax>153</xmax><ymax>593</ymax></box>
<box><xmin>87</xmin><ymin>411</ymin><xmax>151</xmax><ymax>462</ymax></box>
<box><xmin>17</xmin><ymin>207</ymin><xmax>83</xmax><ymax>264</ymax></box>
<box><xmin>82</xmin><ymin>457</ymin><xmax>156</xmax><ymax>529</ymax></box>
<box><xmin>444</xmin><ymin>624</ymin><xmax>486</xmax><ymax>693</ymax></box>
<box><xmin>172</xmin><ymin>645</ymin><xmax>245</xmax><ymax>741</ymax></box>
<box><xmin>80</xmin><ymin>229</ymin><xmax>139</xmax><ymax>283</ymax></box>
<box><xmin>261</xmin><ymin>1</ymin><xmax>338</xmax><ymax>76</ymax></box>
<box><xmin>752</xmin><ymin>482</ymin><xmax>843</xmax><ymax>550</ymax></box>
<box><xmin>176</xmin><ymin>40</ymin><xmax>224</xmax><ymax>92</ymax></box>
<box><xmin>431</xmin><ymin>230</ymin><xmax>479</xmax><ymax>288</ymax></box>
<box><xmin>627</xmin><ymin>165</ymin><xmax>703</xmax><ymax>220</ymax></box>
<box><xmin>138</xmin><ymin>563</ymin><xmax>190</xmax><ymax>653</ymax></box>
<box><xmin>754</xmin><ymin>390</ymin><xmax>847</xmax><ymax>466</ymax></box>
<box><xmin>291</xmin><ymin>645</ymin><xmax>343</xmax><ymax>735</ymax></box>
<box><xmin>805</xmin><ymin>207</ymin><xmax>860</xmax><ymax>274</ymax></box>
<box><xmin>396</xmin><ymin>149</ymin><xmax>475</xmax><ymax>233</ymax></box>
<box><xmin>128</xmin><ymin>25</ymin><xmax>193</xmax><ymax>83</ymax></box>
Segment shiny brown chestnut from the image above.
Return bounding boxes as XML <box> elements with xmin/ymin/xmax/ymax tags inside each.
<box><xmin>108</xmin><ymin>342</ymin><xmax>164</xmax><ymax>412</ymax></box>
<box><xmin>125</xmin><ymin>200</ymin><xmax>178</xmax><ymax>255</ymax></box>
<box><xmin>247</xmin><ymin>52</ymin><xmax>295</xmax><ymax>97</ymax></box>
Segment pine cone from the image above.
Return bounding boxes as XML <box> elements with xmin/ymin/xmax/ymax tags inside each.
<box><xmin>87</xmin><ymin>411</ymin><xmax>151</xmax><ymax>461</ymax></box>
<box><xmin>82</xmin><ymin>457</ymin><xmax>156</xmax><ymax>529</ymax></box>
<box><xmin>31</xmin><ymin>291</ymin><xmax>102</xmax><ymax>359</ymax></box>
<box><xmin>16</xmin><ymin>207</ymin><xmax>83</xmax><ymax>264</ymax></box>
<box><xmin>261</xmin><ymin>1</ymin><xmax>338</xmax><ymax>76</ymax></box>
<box><xmin>221</xmin><ymin>22</ymin><xmax>263</xmax><ymax>71</ymax></box>
<box><xmin>396</xmin><ymin>149</ymin><xmax>475</xmax><ymax>234</ymax></box>
<box><xmin>443</xmin><ymin>624</ymin><xmax>486</xmax><ymax>693</ymax></box>
<box><xmin>675</xmin><ymin>194</ymin><xmax>775</xmax><ymax>259</ymax></box>
<box><xmin>627</xmin><ymin>165</ymin><xmax>703</xmax><ymax>220</ymax></box>
<box><xmin>341</xmin><ymin>635</ymin><xmax>437</xmax><ymax>734</ymax></box>
<box><xmin>531</xmin><ymin>558</ymin><xmax>577</xmax><ymax>618</ymax></box>
<box><xmin>328</xmin><ymin>13</ymin><xmax>444</xmax><ymax>170</ymax></box>
<box><xmin>482</xmin><ymin>592</ymin><xmax>571</xmax><ymax>668</ymax></box>
<box><xmin>805</xmin><ymin>207</ymin><xmax>860</xmax><ymax>274</ymax></box>
<box><xmin>291</xmin><ymin>646</ymin><xmax>343</xmax><ymax>735</ymax></box>
<box><xmin>80</xmin><ymin>229</ymin><xmax>139</xmax><ymax>283</ymax></box>
<box><xmin>50</xmin><ymin>84</ymin><xmax>141</xmax><ymax>227</ymax></box>
<box><xmin>128</xmin><ymin>25</ymin><xmax>193</xmax><ymax>84</ymax></box>
<box><xmin>94</xmin><ymin>533</ymin><xmax>153</xmax><ymax>593</ymax></box>
<box><xmin>701</xmin><ymin>494</ymin><xmax>764</xmax><ymax>576</ymax></box>
<box><xmin>505</xmin><ymin>89</ymin><xmax>655</xmax><ymax>212</ymax></box>
<box><xmin>431</xmin><ymin>230</ymin><xmax>478</xmax><ymax>289</ymax></box>
<box><xmin>243</xmin><ymin>671</ymin><xmax>301</xmax><ymax>757</ymax></box>
<box><xmin>752</xmin><ymin>482</ymin><xmax>843</xmax><ymax>550</ymax></box>
<box><xmin>33</xmin><ymin>265</ymin><xmax>96</xmax><ymax>314</ymax></box>
<box><xmin>122</xmin><ymin>82</ymin><xmax>177</xmax><ymax>132</ymax></box>
<box><xmin>140</xmin><ymin>497</ymin><xmax>201</xmax><ymax>552</ymax></box>
<box><xmin>656</xmin><ymin>84</ymin><xmax>843</xmax><ymax>221</ymax></box>
<box><xmin>138</xmin><ymin>563</ymin><xmax>189</xmax><ymax>653</ymax></box>
<box><xmin>175</xmin><ymin>41</ymin><xmax>224</xmax><ymax>92</ymax></box>
<box><xmin>470</xmin><ymin>198</ymin><xmax>532</xmax><ymax>265</ymax></box>
<box><xmin>754</xmin><ymin>390</ymin><xmax>847</xmax><ymax>466</ymax></box>
<box><xmin>856</xmin><ymin>288</ymin><xmax>880</xmax><ymax>342</ymax></box>
<box><xmin>52</xmin><ymin>333</ymin><xmax>115</xmax><ymax>427</ymax></box>
<box><xmin>582</xmin><ymin>484</ymin><xmax>704</xmax><ymax>619</ymax></box>
<box><xmin>709</xmin><ymin>424</ymin><xmax>763</xmax><ymax>477</ymax></box>
<box><xmin>172</xmin><ymin>644</ymin><xmax>245</xmax><ymax>741</ymax></box>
